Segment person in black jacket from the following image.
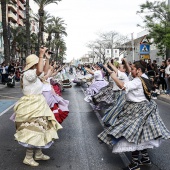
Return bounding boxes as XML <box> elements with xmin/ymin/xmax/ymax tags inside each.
<box><xmin>8</xmin><ymin>62</ymin><xmax>15</xmax><ymax>74</ymax></box>
<box><xmin>158</xmin><ymin>60</ymin><xmax>167</xmax><ymax>93</ymax></box>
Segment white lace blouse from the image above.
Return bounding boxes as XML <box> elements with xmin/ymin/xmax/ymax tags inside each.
<box><xmin>124</xmin><ymin>74</ymin><xmax>148</xmax><ymax>102</ymax></box>
<box><xmin>22</xmin><ymin>69</ymin><xmax>43</xmax><ymax>95</ymax></box>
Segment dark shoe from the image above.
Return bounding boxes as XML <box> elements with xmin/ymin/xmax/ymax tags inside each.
<box><xmin>138</xmin><ymin>157</ymin><xmax>151</xmax><ymax>165</ymax></box>
<box><xmin>122</xmin><ymin>162</ymin><xmax>140</xmax><ymax>170</ymax></box>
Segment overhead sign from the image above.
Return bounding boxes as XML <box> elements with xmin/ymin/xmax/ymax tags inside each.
<box><xmin>140</xmin><ymin>44</ymin><xmax>150</xmax><ymax>55</ymax></box>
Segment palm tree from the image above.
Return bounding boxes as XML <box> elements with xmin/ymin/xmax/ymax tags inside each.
<box><xmin>47</xmin><ymin>16</ymin><xmax>67</xmax><ymax>61</ymax></box>
<box><xmin>33</xmin><ymin>0</ymin><xmax>61</xmax><ymax>47</ymax></box>
<box><xmin>10</xmin><ymin>26</ymin><xmax>26</xmax><ymax>58</ymax></box>
<box><xmin>25</xmin><ymin>0</ymin><xmax>31</xmax><ymax>56</ymax></box>
<box><xmin>44</xmin><ymin>24</ymin><xmax>54</xmax><ymax>48</ymax></box>
<box><xmin>1</xmin><ymin>0</ymin><xmax>10</xmax><ymax>64</ymax></box>
<box><xmin>13</xmin><ymin>27</ymin><xmax>27</xmax><ymax>64</ymax></box>
<box><xmin>50</xmin><ymin>16</ymin><xmax>67</xmax><ymax>39</ymax></box>
<box><xmin>51</xmin><ymin>38</ymin><xmax>66</xmax><ymax>61</ymax></box>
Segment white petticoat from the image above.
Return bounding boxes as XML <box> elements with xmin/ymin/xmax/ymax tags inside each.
<box><xmin>112</xmin><ymin>138</ymin><xmax>163</xmax><ymax>153</ymax></box>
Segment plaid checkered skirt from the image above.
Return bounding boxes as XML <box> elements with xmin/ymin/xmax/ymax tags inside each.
<box><xmin>92</xmin><ymin>85</ymin><xmax>117</xmax><ymax>105</ymax></box>
<box><xmin>98</xmin><ymin>100</ymin><xmax>170</xmax><ymax>149</ymax></box>
<box><xmin>102</xmin><ymin>91</ymin><xmax>126</xmax><ymax>126</ymax></box>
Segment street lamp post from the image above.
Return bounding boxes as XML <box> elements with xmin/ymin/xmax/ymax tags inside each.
<box><xmin>92</xmin><ymin>47</ymin><xmax>95</xmax><ymax>64</ymax></box>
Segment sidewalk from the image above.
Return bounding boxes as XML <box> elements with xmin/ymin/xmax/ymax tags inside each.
<box><xmin>0</xmin><ymin>84</ymin><xmax>6</xmax><ymax>89</ymax></box>
<box><xmin>157</xmin><ymin>94</ymin><xmax>170</xmax><ymax>104</ymax></box>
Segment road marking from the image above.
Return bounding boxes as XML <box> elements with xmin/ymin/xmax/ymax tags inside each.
<box><xmin>0</xmin><ymin>92</ymin><xmax>21</xmax><ymax>94</ymax></box>
<box><xmin>80</xmin><ymin>86</ymin><xmax>130</xmax><ymax>167</ymax></box>
<box><xmin>0</xmin><ymin>102</ymin><xmax>17</xmax><ymax>117</ymax></box>
<box><xmin>0</xmin><ymin>95</ymin><xmax>20</xmax><ymax>99</ymax></box>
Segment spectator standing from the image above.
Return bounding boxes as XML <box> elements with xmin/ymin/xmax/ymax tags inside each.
<box><xmin>158</xmin><ymin>60</ymin><xmax>167</xmax><ymax>93</ymax></box>
<box><xmin>147</xmin><ymin>59</ymin><xmax>153</xmax><ymax>71</ymax></box>
<box><xmin>165</xmin><ymin>59</ymin><xmax>170</xmax><ymax>95</ymax></box>
<box><xmin>1</xmin><ymin>63</ymin><xmax>8</xmax><ymax>84</ymax></box>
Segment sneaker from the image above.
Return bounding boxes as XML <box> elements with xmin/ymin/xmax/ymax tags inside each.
<box><xmin>122</xmin><ymin>162</ymin><xmax>140</xmax><ymax>170</ymax></box>
<box><xmin>151</xmin><ymin>96</ymin><xmax>157</xmax><ymax>99</ymax></box>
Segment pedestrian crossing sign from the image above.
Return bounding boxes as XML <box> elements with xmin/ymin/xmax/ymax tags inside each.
<box><xmin>140</xmin><ymin>44</ymin><xmax>150</xmax><ymax>54</ymax></box>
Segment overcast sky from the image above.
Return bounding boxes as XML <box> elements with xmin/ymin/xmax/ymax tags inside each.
<box><xmin>30</xmin><ymin>0</ymin><xmax>158</xmax><ymax>61</ymax></box>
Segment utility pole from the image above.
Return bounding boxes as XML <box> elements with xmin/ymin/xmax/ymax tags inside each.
<box><xmin>111</xmin><ymin>33</ymin><xmax>113</xmax><ymax>59</ymax></box>
<box><xmin>131</xmin><ymin>33</ymin><xmax>135</xmax><ymax>62</ymax></box>
<box><xmin>92</xmin><ymin>47</ymin><xmax>94</xmax><ymax>64</ymax></box>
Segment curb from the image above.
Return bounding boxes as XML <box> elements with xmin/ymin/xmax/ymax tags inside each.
<box><xmin>157</xmin><ymin>95</ymin><xmax>170</xmax><ymax>104</ymax></box>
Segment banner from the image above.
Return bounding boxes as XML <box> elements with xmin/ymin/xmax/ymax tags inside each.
<box><xmin>113</xmin><ymin>49</ymin><xmax>119</xmax><ymax>58</ymax></box>
<box><xmin>105</xmin><ymin>49</ymin><xmax>111</xmax><ymax>58</ymax></box>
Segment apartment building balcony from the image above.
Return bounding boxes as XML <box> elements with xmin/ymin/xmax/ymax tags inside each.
<box><xmin>11</xmin><ymin>0</ymin><xmax>17</xmax><ymax>4</ymax></box>
<box><xmin>9</xmin><ymin>21</ymin><xmax>17</xmax><ymax>28</ymax></box>
<box><xmin>17</xmin><ymin>19</ymin><xmax>24</xmax><ymax>26</ymax></box>
<box><xmin>18</xmin><ymin>1</ymin><xmax>25</xmax><ymax>10</ymax></box>
<box><xmin>8</xmin><ymin>12</ymin><xmax>17</xmax><ymax>23</ymax></box>
<box><xmin>8</xmin><ymin>4</ymin><xmax>17</xmax><ymax>13</ymax></box>
<box><xmin>18</xmin><ymin>9</ymin><xmax>25</xmax><ymax>19</ymax></box>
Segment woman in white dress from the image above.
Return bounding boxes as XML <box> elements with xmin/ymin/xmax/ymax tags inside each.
<box><xmin>14</xmin><ymin>47</ymin><xmax>62</xmax><ymax>166</ymax></box>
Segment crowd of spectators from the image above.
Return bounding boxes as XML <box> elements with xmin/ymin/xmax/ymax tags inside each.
<box><xmin>0</xmin><ymin>61</ymin><xmax>22</xmax><ymax>85</ymax></box>
<box><xmin>146</xmin><ymin>58</ymin><xmax>170</xmax><ymax>99</ymax></box>
<box><xmin>74</xmin><ymin>58</ymin><xmax>170</xmax><ymax>99</ymax></box>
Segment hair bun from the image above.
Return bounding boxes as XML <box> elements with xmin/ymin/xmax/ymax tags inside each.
<box><xmin>140</xmin><ymin>60</ymin><xmax>147</xmax><ymax>68</ymax></box>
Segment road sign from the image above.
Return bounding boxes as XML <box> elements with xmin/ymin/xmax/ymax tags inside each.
<box><xmin>140</xmin><ymin>54</ymin><xmax>150</xmax><ymax>59</ymax></box>
<box><xmin>140</xmin><ymin>44</ymin><xmax>150</xmax><ymax>54</ymax></box>
<box><xmin>140</xmin><ymin>35</ymin><xmax>149</xmax><ymax>44</ymax></box>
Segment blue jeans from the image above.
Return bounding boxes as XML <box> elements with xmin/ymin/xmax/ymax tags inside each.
<box><xmin>165</xmin><ymin>77</ymin><xmax>170</xmax><ymax>94</ymax></box>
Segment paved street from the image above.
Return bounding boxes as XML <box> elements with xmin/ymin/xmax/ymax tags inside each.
<box><xmin>0</xmin><ymin>81</ymin><xmax>170</xmax><ymax>170</ymax></box>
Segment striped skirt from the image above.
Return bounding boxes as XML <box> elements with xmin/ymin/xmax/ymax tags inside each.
<box><xmin>92</xmin><ymin>85</ymin><xmax>116</xmax><ymax>105</ymax></box>
<box><xmin>98</xmin><ymin>100</ymin><xmax>170</xmax><ymax>153</ymax></box>
<box><xmin>102</xmin><ymin>91</ymin><xmax>126</xmax><ymax>126</ymax></box>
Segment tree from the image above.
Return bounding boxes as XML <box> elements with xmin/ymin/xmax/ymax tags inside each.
<box><xmin>137</xmin><ymin>0</ymin><xmax>170</xmax><ymax>59</ymax></box>
<box><xmin>10</xmin><ymin>26</ymin><xmax>25</xmax><ymax>58</ymax></box>
<box><xmin>25</xmin><ymin>0</ymin><xmax>31</xmax><ymax>56</ymax></box>
<box><xmin>86</xmin><ymin>31</ymin><xmax>128</xmax><ymax>63</ymax></box>
<box><xmin>1</xmin><ymin>0</ymin><xmax>10</xmax><ymax>64</ymax></box>
<box><xmin>33</xmin><ymin>0</ymin><xmax>61</xmax><ymax>47</ymax></box>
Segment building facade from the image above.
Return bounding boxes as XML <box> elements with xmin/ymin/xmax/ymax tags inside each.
<box><xmin>0</xmin><ymin>0</ymin><xmax>26</xmax><ymax>62</ymax></box>
<box><xmin>121</xmin><ymin>32</ymin><xmax>162</xmax><ymax>65</ymax></box>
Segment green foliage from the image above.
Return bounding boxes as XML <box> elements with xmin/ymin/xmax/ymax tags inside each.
<box><xmin>33</xmin><ymin>0</ymin><xmax>61</xmax><ymax>8</ymax></box>
<box><xmin>137</xmin><ymin>0</ymin><xmax>170</xmax><ymax>58</ymax></box>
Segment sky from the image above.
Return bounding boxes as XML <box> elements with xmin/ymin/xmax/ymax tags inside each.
<box><xmin>30</xmin><ymin>0</ymin><xmax>157</xmax><ymax>61</ymax></box>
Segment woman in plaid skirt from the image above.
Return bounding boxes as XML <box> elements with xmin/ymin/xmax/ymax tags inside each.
<box><xmin>98</xmin><ymin>60</ymin><xmax>170</xmax><ymax>170</ymax></box>
<box><xmin>84</xmin><ymin>63</ymin><xmax>108</xmax><ymax>103</ymax></box>
<box><xmin>92</xmin><ymin>61</ymin><xmax>129</xmax><ymax>107</ymax></box>
<box><xmin>99</xmin><ymin>59</ymin><xmax>129</xmax><ymax>121</ymax></box>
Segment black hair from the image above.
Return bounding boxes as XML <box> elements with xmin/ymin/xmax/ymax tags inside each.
<box><xmin>134</xmin><ymin>60</ymin><xmax>147</xmax><ymax>73</ymax></box>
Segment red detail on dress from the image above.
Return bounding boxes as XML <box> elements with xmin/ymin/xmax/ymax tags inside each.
<box><xmin>51</xmin><ymin>103</ymin><xmax>69</xmax><ymax>124</ymax></box>
<box><xmin>53</xmin><ymin>85</ymin><xmax>62</xmax><ymax>96</ymax></box>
